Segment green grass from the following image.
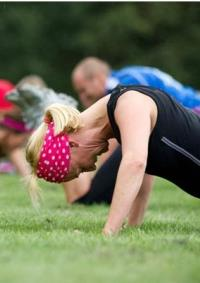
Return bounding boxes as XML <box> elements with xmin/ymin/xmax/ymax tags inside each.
<box><xmin>0</xmin><ymin>174</ymin><xmax>199</xmax><ymax>283</ymax></box>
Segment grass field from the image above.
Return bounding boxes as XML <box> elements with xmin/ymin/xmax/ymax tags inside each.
<box><xmin>0</xmin><ymin>174</ymin><xmax>199</xmax><ymax>283</ymax></box>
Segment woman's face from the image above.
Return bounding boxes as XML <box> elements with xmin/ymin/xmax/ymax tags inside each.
<box><xmin>63</xmin><ymin>141</ymin><xmax>108</xmax><ymax>182</ymax></box>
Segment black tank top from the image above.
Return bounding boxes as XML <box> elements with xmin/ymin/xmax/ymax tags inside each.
<box><xmin>107</xmin><ymin>85</ymin><xmax>200</xmax><ymax>198</ymax></box>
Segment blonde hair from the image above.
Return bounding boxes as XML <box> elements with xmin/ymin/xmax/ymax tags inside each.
<box><xmin>25</xmin><ymin>103</ymin><xmax>81</xmax><ymax>207</ymax></box>
<box><xmin>72</xmin><ymin>57</ymin><xmax>111</xmax><ymax>81</ymax></box>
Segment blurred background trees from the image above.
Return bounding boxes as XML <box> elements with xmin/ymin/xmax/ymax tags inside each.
<box><xmin>1</xmin><ymin>2</ymin><xmax>200</xmax><ymax>98</ymax></box>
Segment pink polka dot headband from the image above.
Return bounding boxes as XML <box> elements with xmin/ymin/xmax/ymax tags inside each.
<box><xmin>36</xmin><ymin>121</ymin><xmax>70</xmax><ymax>183</ymax></box>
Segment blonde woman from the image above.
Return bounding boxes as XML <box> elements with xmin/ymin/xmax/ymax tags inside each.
<box><xmin>26</xmin><ymin>85</ymin><xmax>200</xmax><ymax>236</ymax></box>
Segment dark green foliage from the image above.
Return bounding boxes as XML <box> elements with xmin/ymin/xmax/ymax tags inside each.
<box><xmin>1</xmin><ymin>2</ymin><xmax>200</xmax><ymax>97</ymax></box>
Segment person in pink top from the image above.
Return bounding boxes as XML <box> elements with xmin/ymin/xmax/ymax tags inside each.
<box><xmin>0</xmin><ymin>79</ymin><xmax>31</xmax><ymax>176</ymax></box>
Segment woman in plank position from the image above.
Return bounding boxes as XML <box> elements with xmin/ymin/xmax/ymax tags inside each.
<box><xmin>26</xmin><ymin>85</ymin><xmax>200</xmax><ymax>235</ymax></box>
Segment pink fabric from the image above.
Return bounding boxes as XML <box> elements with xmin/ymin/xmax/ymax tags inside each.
<box><xmin>0</xmin><ymin>116</ymin><xmax>32</xmax><ymax>133</ymax></box>
<box><xmin>193</xmin><ymin>106</ymin><xmax>200</xmax><ymax>115</ymax></box>
<box><xmin>0</xmin><ymin>80</ymin><xmax>15</xmax><ymax>111</ymax></box>
<box><xmin>36</xmin><ymin>122</ymin><xmax>70</xmax><ymax>183</ymax></box>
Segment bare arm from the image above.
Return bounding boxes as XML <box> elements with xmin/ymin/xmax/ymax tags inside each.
<box><xmin>8</xmin><ymin>147</ymin><xmax>31</xmax><ymax>177</ymax></box>
<box><xmin>63</xmin><ymin>172</ymin><xmax>94</xmax><ymax>203</ymax></box>
<box><xmin>4</xmin><ymin>131</ymin><xmax>31</xmax><ymax>177</ymax></box>
<box><xmin>103</xmin><ymin>91</ymin><xmax>156</xmax><ymax>235</ymax></box>
<box><xmin>128</xmin><ymin>174</ymin><xmax>154</xmax><ymax>226</ymax></box>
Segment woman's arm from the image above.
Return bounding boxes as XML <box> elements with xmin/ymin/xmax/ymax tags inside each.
<box><xmin>103</xmin><ymin>155</ymin><xmax>147</xmax><ymax>235</ymax></box>
<box><xmin>4</xmin><ymin>131</ymin><xmax>31</xmax><ymax>177</ymax></box>
<box><xmin>63</xmin><ymin>172</ymin><xmax>93</xmax><ymax>203</ymax></box>
<box><xmin>103</xmin><ymin>91</ymin><xmax>156</xmax><ymax>235</ymax></box>
<box><xmin>8</xmin><ymin>147</ymin><xmax>31</xmax><ymax>177</ymax></box>
<box><xmin>128</xmin><ymin>174</ymin><xmax>154</xmax><ymax>226</ymax></box>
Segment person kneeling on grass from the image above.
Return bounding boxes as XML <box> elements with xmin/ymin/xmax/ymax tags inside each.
<box><xmin>25</xmin><ymin>85</ymin><xmax>200</xmax><ymax>236</ymax></box>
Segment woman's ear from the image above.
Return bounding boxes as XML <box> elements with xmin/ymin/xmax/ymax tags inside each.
<box><xmin>69</xmin><ymin>140</ymin><xmax>79</xmax><ymax>148</ymax></box>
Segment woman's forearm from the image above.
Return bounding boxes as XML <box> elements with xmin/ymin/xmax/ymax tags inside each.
<box><xmin>8</xmin><ymin>148</ymin><xmax>30</xmax><ymax>177</ymax></box>
<box><xmin>128</xmin><ymin>174</ymin><xmax>154</xmax><ymax>226</ymax></box>
<box><xmin>63</xmin><ymin>172</ymin><xmax>93</xmax><ymax>203</ymax></box>
<box><xmin>103</xmin><ymin>158</ymin><xmax>146</xmax><ymax>235</ymax></box>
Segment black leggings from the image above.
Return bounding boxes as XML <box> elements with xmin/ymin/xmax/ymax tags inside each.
<box><xmin>75</xmin><ymin>146</ymin><xmax>122</xmax><ymax>205</ymax></box>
